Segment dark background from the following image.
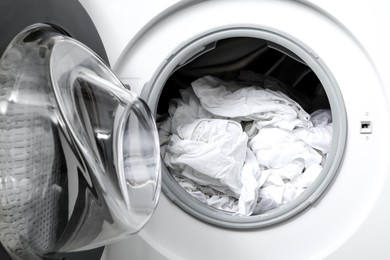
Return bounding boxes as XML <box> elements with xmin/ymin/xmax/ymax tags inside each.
<box><xmin>0</xmin><ymin>243</ymin><xmax>104</xmax><ymax>260</ymax></box>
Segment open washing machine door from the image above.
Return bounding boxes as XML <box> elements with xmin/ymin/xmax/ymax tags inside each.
<box><xmin>0</xmin><ymin>1</ymin><xmax>161</xmax><ymax>260</ymax></box>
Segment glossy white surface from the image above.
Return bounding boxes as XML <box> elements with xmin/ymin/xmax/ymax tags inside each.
<box><xmin>79</xmin><ymin>0</ymin><xmax>181</xmax><ymax>66</ymax></box>
<box><xmin>81</xmin><ymin>0</ymin><xmax>390</xmax><ymax>259</ymax></box>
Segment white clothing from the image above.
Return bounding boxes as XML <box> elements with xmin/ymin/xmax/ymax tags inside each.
<box><xmin>158</xmin><ymin>74</ymin><xmax>332</xmax><ymax>215</ymax></box>
<box><xmin>262</xmin><ymin>163</ymin><xmax>304</xmax><ymax>184</ymax></box>
<box><xmin>292</xmin><ymin>164</ymin><xmax>323</xmax><ymax>189</ymax></box>
<box><xmin>168</xmin><ymin>88</ymin><xmax>213</xmax><ymax>135</ymax></box>
<box><xmin>164</xmin><ymin>119</ymin><xmax>248</xmax><ymax>195</ymax></box>
<box><xmin>157</xmin><ymin>116</ymin><xmax>171</xmax><ymax>146</ymax></box>
<box><xmin>237</xmin><ymin>148</ymin><xmax>263</xmax><ymax>215</ymax></box>
<box><xmin>293</xmin><ymin>125</ymin><xmax>332</xmax><ymax>154</ymax></box>
<box><xmin>248</xmin><ymin>127</ymin><xmax>323</xmax><ymax>169</ymax></box>
<box><xmin>254</xmin><ymin>185</ymin><xmax>286</xmax><ymax>213</ymax></box>
<box><xmin>192</xmin><ymin>76</ymin><xmax>312</xmax><ymax>129</ymax></box>
<box><xmin>293</xmin><ymin>109</ymin><xmax>333</xmax><ymax>154</ymax></box>
<box><xmin>172</xmin><ymin>147</ymin><xmax>265</xmax><ymax>215</ymax></box>
<box><xmin>174</xmin><ymin>175</ymin><xmax>239</xmax><ymax>212</ymax></box>
<box><xmin>311</xmin><ymin>109</ymin><xmax>332</xmax><ymax>126</ymax></box>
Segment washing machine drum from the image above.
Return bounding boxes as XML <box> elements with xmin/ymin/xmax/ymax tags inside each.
<box><xmin>0</xmin><ymin>1</ymin><xmax>161</xmax><ymax>259</ymax></box>
<box><xmin>151</xmin><ymin>32</ymin><xmax>346</xmax><ymax>229</ymax></box>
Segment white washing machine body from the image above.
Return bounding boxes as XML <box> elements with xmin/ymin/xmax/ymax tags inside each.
<box><xmin>81</xmin><ymin>1</ymin><xmax>390</xmax><ymax>259</ymax></box>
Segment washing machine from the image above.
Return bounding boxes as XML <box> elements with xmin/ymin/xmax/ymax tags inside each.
<box><xmin>77</xmin><ymin>0</ymin><xmax>390</xmax><ymax>259</ymax></box>
<box><xmin>0</xmin><ymin>0</ymin><xmax>161</xmax><ymax>259</ymax></box>
<box><xmin>2</xmin><ymin>0</ymin><xmax>390</xmax><ymax>259</ymax></box>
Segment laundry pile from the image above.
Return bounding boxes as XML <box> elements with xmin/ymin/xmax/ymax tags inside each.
<box><xmin>158</xmin><ymin>73</ymin><xmax>332</xmax><ymax>216</ymax></box>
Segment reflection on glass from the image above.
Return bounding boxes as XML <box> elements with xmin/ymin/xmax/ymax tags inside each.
<box><xmin>0</xmin><ymin>24</ymin><xmax>160</xmax><ymax>260</ymax></box>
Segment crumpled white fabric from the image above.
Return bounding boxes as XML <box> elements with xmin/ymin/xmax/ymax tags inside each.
<box><xmin>168</xmin><ymin>88</ymin><xmax>213</xmax><ymax>134</ymax></box>
<box><xmin>164</xmin><ymin>119</ymin><xmax>248</xmax><ymax>195</ymax></box>
<box><xmin>161</xmin><ymin>86</ymin><xmax>265</xmax><ymax>215</ymax></box>
<box><xmin>293</xmin><ymin>109</ymin><xmax>333</xmax><ymax>154</ymax></box>
<box><xmin>174</xmin><ymin>175</ymin><xmax>240</xmax><ymax>212</ymax></box>
<box><xmin>173</xmin><ymin>148</ymin><xmax>265</xmax><ymax>215</ymax></box>
<box><xmin>192</xmin><ymin>75</ymin><xmax>312</xmax><ymax>130</ymax></box>
<box><xmin>247</xmin><ymin>109</ymin><xmax>332</xmax><ymax>213</ymax></box>
<box><xmin>237</xmin><ymin>70</ymin><xmax>312</xmax><ymax>112</ymax></box>
<box><xmin>159</xmin><ymin>74</ymin><xmax>333</xmax><ymax>216</ymax></box>
<box><xmin>237</xmin><ymin>148</ymin><xmax>264</xmax><ymax>215</ymax></box>
<box><xmin>248</xmin><ymin>127</ymin><xmax>323</xmax><ymax>169</ymax></box>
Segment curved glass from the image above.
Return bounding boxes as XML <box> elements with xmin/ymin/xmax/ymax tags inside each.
<box><xmin>0</xmin><ymin>24</ymin><xmax>160</xmax><ymax>260</ymax></box>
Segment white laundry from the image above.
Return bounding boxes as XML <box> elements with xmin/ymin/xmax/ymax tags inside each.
<box><xmin>248</xmin><ymin>127</ymin><xmax>323</xmax><ymax>169</ymax></box>
<box><xmin>293</xmin><ymin>109</ymin><xmax>333</xmax><ymax>154</ymax></box>
<box><xmin>172</xmin><ymin>148</ymin><xmax>265</xmax><ymax>215</ymax></box>
<box><xmin>237</xmin><ymin>148</ymin><xmax>263</xmax><ymax>215</ymax></box>
<box><xmin>157</xmin><ymin>115</ymin><xmax>172</xmax><ymax>145</ymax></box>
<box><xmin>163</xmin><ymin>119</ymin><xmax>248</xmax><ymax>195</ymax></box>
<box><xmin>168</xmin><ymin>87</ymin><xmax>213</xmax><ymax>135</ymax></box>
<box><xmin>191</xmin><ymin>75</ymin><xmax>312</xmax><ymax>130</ymax></box>
<box><xmin>174</xmin><ymin>175</ymin><xmax>239</xmax><ymax>212</ymax></box>
<box><xmin>158</xmin><ymin>74</ymin><xmax>333</xmax><ymax>216</ymax></box>
<box><xmin>248</xmin><ymin>124</ymin><xmax>326</xmax><ymax>212</ymax></box>
<box><xmin>282</xmin><ymin>183</ymin><xmax>305</xmax><ymax>204</ymax></box>
<box><xmin>291</xmin><ymin>164</ymin><xmax>323</xmax><ymax>189</ymax></box>
<box><xmin>237</xmin><ymin>70</ymin><xmax>312</xmax><ymax>113</ymax></box>
<box><xmin>262</xmin><ymin>163</ymin><xmax>304</xmax><ymax>184</ymax></box>
<box><xmin>293</xmin><ymin>125</ymin><xmax>332</xmax><ymax>154</ymax></box>
<box><xmin>311</xmin><ymin>109</ymin><xmax>332</xmax><ymax>126</ymax></box>
<box><xmin>254</xmin><ymin>185</ymin><xmax>286</xmax><ymax>213</ymax></box>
